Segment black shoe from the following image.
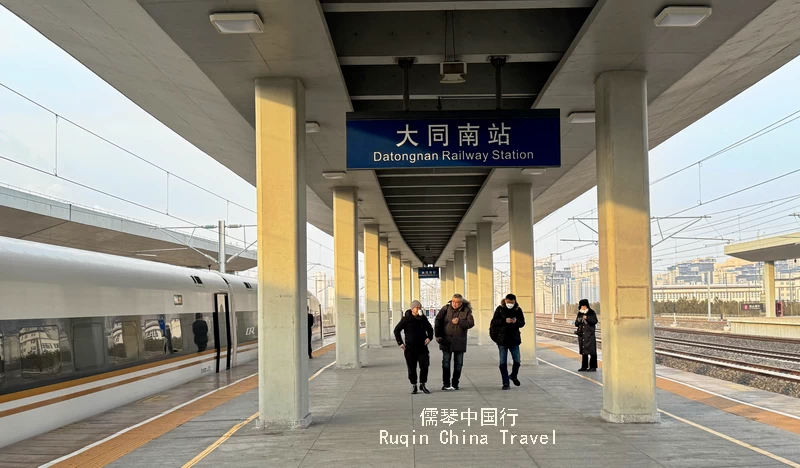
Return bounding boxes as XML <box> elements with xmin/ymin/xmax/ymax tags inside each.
<box><xmin>452</xmin><ymin>384</ymin><xmax>459</xmax><ymax>391</ymax></box>
<box><xmin>588</xmin><ymin>368</ymin><xmax>597</xmax><ymax>372</ymax></box>
<box><xmin>309</xmin><ymin>355</ymin><xmax>313</xmax><ymax>359</ymax></box>
<box><xmin>511</xmin><ymin>377</ymin><xmax>520</xmax><ymax>387</ymax></box>
<box><xmin>412</xmin><ymin>384</ymin><xmax>418</xmax><ymax>394</ymax></box>
<box><xmin>578</xmin><ymin>368</ymin><xmax>588</xmax><ymax>372</ymax></box>
<box><xmin>442</xmin><ymin>385</ymin><xmax>453</xmax><ymax>391</ymax></box>
<box><xmin>420</xmin><ymin>384</ymin><xmax>431</xmax><ymax>394</ymax></box>
<box><xmin>502</xmin><ymin>385</ymin><xmax>510</xmax><ymax>390</ymax></box>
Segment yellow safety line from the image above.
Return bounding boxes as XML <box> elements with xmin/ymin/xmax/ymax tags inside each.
<box><xmin>537</xmin><ymin>356</ymin><xmax>800</xmax><ymax>468</ymax></box>
<box><xmin>181</xmin><ymin>356</ymin><xmax>340</xmax><ymax>467</ymax></box>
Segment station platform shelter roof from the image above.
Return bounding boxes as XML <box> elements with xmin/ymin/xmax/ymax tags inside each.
<box><xmin>724</xmin><ymin>232</ymin><xmax>800</xmax><ymax>263</ymax></box>
<box><xmin>0</xmin><ymin>184</ymin><xmax>257</xmax><ymax>271</ymax></box>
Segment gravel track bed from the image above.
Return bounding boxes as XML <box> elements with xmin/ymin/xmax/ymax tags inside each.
<box><xmin>655</xmin><ymin>341</ymin><xmax>800</xmax><ymax>371</ymax></box>
<box><xmin>657</xmin><ymin>329</ymin><xmax>800</xmax><ymax>355</ymax></box>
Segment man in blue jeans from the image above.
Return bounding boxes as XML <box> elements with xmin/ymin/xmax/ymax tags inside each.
<box><xmin>434</xmin><ymin>294</ymin><xmax>475</xmax><ymax>391</ymax></box>
<box><xmin>489</xmin><ymin>293</ymin><xmax>526</xmax><ymax>390</ymax></box>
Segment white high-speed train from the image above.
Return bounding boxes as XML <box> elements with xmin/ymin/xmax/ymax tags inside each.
<box><xmin>0</xmin><ymin>236</ymin><xmax>322</xmax><ymax>448</ymax></box>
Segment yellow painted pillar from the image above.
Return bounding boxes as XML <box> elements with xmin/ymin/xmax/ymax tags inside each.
<box><xmin>364</xmin><ymin>224</ymin><xmax>382</xmax><ymax>348</ymax></box>
<box><xmin>391</xmin><ymin>251</ymin><xmax>402</xmax><ymax>330</ymax></box>
<box><xmin>413</xmin><ymin>267</ymin><xmax>421</xmax><ymax>304</ymax></box>
<box><xmin>380</xmin><ymin>237</ymin><xmax>391</xmax><ymax>342</ymax></box>
<box><xmin>255</xmin><ymin>78</ymin><xmax>309</xmax><ymax>429</ymax></box>
<box><xmin>333</xmin><ymin>187</ymin><xmax>360</xmax><ymax>369</ymax></box>
<box><xmin>509</xmin><ymin>183</ymin><xmax>536</xmax><ymax>365</ymax></box>
<box><xmin>596</xmin><ymin>70</ymin><xmax>659</xmax><ymax>423</ymax></box>
<box><xmin>446</xmin><ymin>259</ymin><xmax>455</xmax><ymax>300</ymax></box>
<box><xmin>466</xmin><ymin>236</ymin><xmax>480</xmax><ymax>341</ymax></box>
<box><xmin>402</xmin><ymin>261</ymin><xmax>412</xmax><ymax>311</ymax></box>
<box><xmin>477</xmin><ymin>222</ymin><xmax>494</xmax><ymax>345</ymax></box>
<box><xmin>454</xmin><ymin>249</ymin><xmax>466</xmax><ymax>297</ymax></box>
<box><xmin>765</xmin><ymin>261</ymin><xmax>776</xmax><ymax>318</ymax></box>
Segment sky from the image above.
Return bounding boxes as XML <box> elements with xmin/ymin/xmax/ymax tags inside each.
<box><xmin>2</xmin><ymin>5</ymin><xmax>800</xmax><ymax>286</ymax></box>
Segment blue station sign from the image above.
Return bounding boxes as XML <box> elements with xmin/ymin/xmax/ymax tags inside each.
<box><xmin>346</xmin><ymin>110</ymin><xmax>561</xmax><ymax>170</ymax></box>
<box><xmin>418</xmin><ymin>267</ymin><xmax>440</xmax><ymax>279</ymax></box>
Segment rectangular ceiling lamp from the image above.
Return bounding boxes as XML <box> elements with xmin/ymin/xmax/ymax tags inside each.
<box><xmin>654</xmin><ymin>7</ymin><xmax>712</xmax><ymax>27</ymax></box>
<box><xmin>568</xmin><ymin>112</ymin><xmax>595</xmax><ymax>124</ymax></box>
<box><xmin>209</xmin><ymin>12</ymin><xmax>264</xmax><ymax>34</ymax></box>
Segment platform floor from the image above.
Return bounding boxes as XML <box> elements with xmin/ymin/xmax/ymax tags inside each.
<box><xmin>4</xmin><ymin>335</ymin><xmax>800</xmax><ymax>468</ymax></box>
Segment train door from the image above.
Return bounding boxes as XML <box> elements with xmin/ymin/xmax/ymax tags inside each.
<box><xmin>213</xmin><ymin>293</ymin><xmax>232</xmax><ymax>373</ymax></box>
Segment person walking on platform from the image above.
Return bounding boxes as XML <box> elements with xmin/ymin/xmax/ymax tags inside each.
<box><xmin>308</xmin><ymin>306</ymin><xmax>315</xmax><ymax>359</ymax></box>
<box><xmin>575</xmin><ymin>299</ymin><xmax>598</xmax><ymax>372</ymax></box>
<box><xmin>394</xmin><ymin>300</ymin><xmax>434</xmax><ymax>394</ymax></box>
<box><xmin>435</xmin><ymin>293</ymin><xmax>474</xmax><ymax>391</ymax></box>
<box><xmin>489</xmin><ymin>293</ymin><xmax>526</xmax><ymax>390</ymax></box>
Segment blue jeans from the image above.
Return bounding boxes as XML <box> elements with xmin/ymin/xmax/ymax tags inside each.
<box><xmin>498</xmin><ymin>345</ymin><xmax>521</xmax><ymax>386</ymax></box>
<box><xmin>442</xmin><ymin>351</ymin><xmax>464</xmax><ymax>387</ymax></box>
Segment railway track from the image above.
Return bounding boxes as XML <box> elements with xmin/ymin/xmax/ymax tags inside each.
<box><xmin>537</xmin><ymin>326</ymin><xmax>800</xmax><ymax>383</ymax></box>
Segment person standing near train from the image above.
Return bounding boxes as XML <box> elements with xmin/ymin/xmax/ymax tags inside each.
<box><xmin>575</xmin><ymin>299</ymin><xmax>598</xmax><ymax>372</ymax></box>
<box><xmin>308</xmin><ymin>306</ymin><xmax>315</xmax><ymax>359</ymax></box>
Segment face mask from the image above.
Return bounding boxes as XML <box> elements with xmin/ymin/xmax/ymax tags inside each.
<box><xmin>505</xmin><ymin>303</ymin><xmax>514</xmax><ymax>309</ymax></box>
<box><xmin>580</xmin><ymin>308</ymin><xmax>587</xmax><ymax>313</ymax></box>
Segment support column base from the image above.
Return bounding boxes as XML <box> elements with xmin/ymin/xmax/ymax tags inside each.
<box><xmin>601</xmin><ymin>409</ymin><xmax>661</xmax><ymax>424</ymax></box>
<box><xmin>256</xmin><ymin>413</ymin><xmax>312</xmax><ymax>430</ymax></box>
<box><xmin>336</xmin><ymin>361</ymin><xmax>361</xmax><ymax>370</ymax></box>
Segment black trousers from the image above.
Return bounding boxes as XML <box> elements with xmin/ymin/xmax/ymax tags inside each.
<box><xmin>308</xmin><ymin>328</ymin><xmax>313</xmax><ymax>358</ymax></box>
<box><xmin>404</xmin><ymin>347</ymin><xmax>430</xmax><ymax>384</ymax></box>
<box><xmin>581</xmin><ymin>353</ymin><xmax>598</xmax><ymax>369</ymax></box>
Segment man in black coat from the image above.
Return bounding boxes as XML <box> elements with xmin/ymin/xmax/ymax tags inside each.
<box><xmin>490</xmin><ymin>293</ymin><xmax>526</xmax><ymax>390</ymax></box>
<box><xmin>308</xmin><ymin>307</ymin><xmax>315</xmax><ymax>359</ymax></box>
<box><xmin>575</xmin><ymin>299</ymin><xmax>598</xmax><ymax>371</ymax></box>
<box><xmin>394</xmin><ymin>300</ymin><xmax>434</xmax><ymax>394</ymax></box>
<box><xmin>434</xmin><ymin>294</ymin><xmax>475</xmax><ymax>391</ymax></box>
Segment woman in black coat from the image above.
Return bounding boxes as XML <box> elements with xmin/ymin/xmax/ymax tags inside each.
<box><xmin>575</xmin><ymin>299</ymin><xmax>598</xmax><ymax>372</ymax></box>
<box><xmin>395</xmin><ymin>300</ymin><xmax>434</xmax><ymax>394</ymax></box>
<box><xmin>489</xmin><ymin>293</ymin><xmax>526</xmax><ymax>390</ymax></box>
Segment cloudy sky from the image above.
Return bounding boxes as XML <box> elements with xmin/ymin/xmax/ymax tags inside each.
<box><xmin>2</xmin><ymin>5</ymin><xmax>800</xmax><ymax>290</ymax></box>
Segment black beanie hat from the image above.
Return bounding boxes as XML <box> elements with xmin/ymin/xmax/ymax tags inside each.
<box><xmin>579</xmin><ymin>299</ymin><xmax>590</xmax><ymax>308</ymax></box>
<box><xmin>505</xmin><ymin>293</ymin><xmax>516</xmax><ymax>301</ymax></box>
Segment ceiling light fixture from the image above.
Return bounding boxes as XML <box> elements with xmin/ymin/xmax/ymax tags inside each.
<box><xmin>498</xmin><ymin>196</ymin><xmax>508</xmax><ymax>203</ymax></box>
<box><xmin>306</xmin><ymin>122</ymin><xmax>320</xmax><ymax>133</ymax></box>
<box><xmin>521</xmin><ymin>168</ymin><xmax>546</xmax><ymax>176</ymax></box>
<box><xmin>654</xmin><ymin>6</ymin><xmax>712</xmax><ymax>27</ymax></box>
<box><xmin>469</xmin><ymin>231</ymin><xmax>477</xmax><ymax>235</ymax></box>
<box><xmin>568</xmin><ymin>112</ymin><xmax>595</xmax><ymax>124</ymax></box>
<box><xmin>482</xmin><ymin>216</ymin><xmax>498</xmax><ymax>222</ymax></box>
<box><xmin>209</xmin><ymin>12</ymin><xmax>264</xmax><ymax>34</ymax></box>
<box><xmin>358</xmin><ymin>217</ymin><xmax>375</xmax><ymax>223</ymax></box>
<box><xmin>322</xmin><ymin>171</ymin><xmax>347</xmax><ymax>180</ymax></box>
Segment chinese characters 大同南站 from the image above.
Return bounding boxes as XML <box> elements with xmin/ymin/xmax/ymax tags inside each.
<box><xmin>396</xmin><ymin>123</ymin><xmax>511</xmax><ymax>148</ymax></box>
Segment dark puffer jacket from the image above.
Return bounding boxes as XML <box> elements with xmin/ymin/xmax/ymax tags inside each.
<box><xmin>575</xmin><ymin>308</ymin><xmax>598</xmax><ymax>355</ymax></box>
<box><xmin>489</xmin><ymin>303</ymin><xmax>526</xmax><ymax>347</ymax></box>
<box><xmin>434</xmin><ymin>300</ymin><xmax>475</xmax><ymax>353</ymax></box>
<box><xmin>394</xmin><ymin>309</ymin><xmax>434</xmax><ymax>349</ymax></box>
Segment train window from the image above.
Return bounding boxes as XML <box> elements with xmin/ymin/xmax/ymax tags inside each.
<box><xmin>236</xmin><ymin>311</ymin><xmax>257</xmax><ymax>344</ymax></box>
<box><xmin>0</xmin><ymin>332</ymin><xmax>5</xmax><ymax>382</ymax></box>
<box><xmin>169</xmin><ymin>319</ymin><xmax>183</xmax><ymax>353</ymax></box>
<box><xmin>190</xmin><ymin>275</ymin><xmax>204</xmax><ymax>285</ymax></box>
<box><xmin>244</xmin><ymin>282</ymin><xmax>252</xmax><ymax>289</ymax></box>
<box><xmin>111</xmin><ymin>321</ymin><xmax>140</xmax><ymax>362</ymax></box>
<box><xmin>72</xmin><ymin>323</ymin><xmax>105</xmax><ymax>371</ymax></box>
<box><xmin>19</xmin><ymin>326</ymin><xmax>62</xmax><ymax>377</ymax></box>
<box><xmin>143</xmin><ymin>319</ymin><xmax>166</xmax><ymax>358</ymax></box>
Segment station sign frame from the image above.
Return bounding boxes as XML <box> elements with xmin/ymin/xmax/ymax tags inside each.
<box><xmin>346</xmin><ymin>109</ymin><xmax>561</xmax><ymax>170</ymax></box>
<box><xmin>418</xmin><ymin>267</ymin><xmax>440</xmax><ymax>279</ymax></box>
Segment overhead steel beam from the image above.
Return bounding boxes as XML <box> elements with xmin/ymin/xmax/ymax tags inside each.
<box><xmin>338</xmin><ymin>53</ymin><xmax>563</xmax><ymax>66</ymax></box>
<box><xmin>321</xmin><ymin>1</ymin><xmax>595</xmax><ymax>13</ymax></box>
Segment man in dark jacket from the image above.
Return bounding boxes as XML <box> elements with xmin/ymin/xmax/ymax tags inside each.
<box><xmin>489</xmin><ymin>293</ymin><xmax>526</xmax><ymax>390</ymax></box>
<box><xmin>434</xmin><ymin>293</ymin><xmax>475</xmax><ymax>391</ymax></box>
<box><xmin>575</xmin><ymin>299</ymin><xmax>598</xmax><ymax>371</ymax></box>
<box><xmin>394</xmin><ymin>300</ymin><xmax>434</xmax><ymax>394</ymax></box>
<box><xmin>308</xmin><ymin>307</ymin><xmax>315</xmax><ymax>359</ymax></box>
<box><xmin>192</xmin><ymin>313</ymin><xmax>209</xmax><ymax>353</ymax></box>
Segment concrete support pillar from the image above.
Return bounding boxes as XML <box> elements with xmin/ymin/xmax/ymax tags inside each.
<box><xmin>454</xmin><ymin>250</ymin><xmax>466</xmax><ymax>297</ymax></box>
<box><xmin>466</xmin><ymin>236</ymin><xmax>479</xmax><ymax>341</ymax></box>
<box><xmin>595</xmin><ymin>70</ymin><xmax>659</xmax><ymax>423</ymax></box>
<box><xmin>333</xmin><ymin>187</ymin><xmax>360</xmax><ymax>369</ymax></box>
<box><xmin>255</xmin><ymin>78</ymin><xmax>309</xmax><ymax>429</ymax></box>
<box><xmin>446</xmin><ymin>260</ymin><xmax>455</xmax><ymax>300</ymax></box>
<box><xmin>413</xmin><ymin>268</ymin><xmax>421</xmax><ymax>304</ymax></box>
<box><xmin>764</xmin><ymin>261</ymin><xmax>776</xmax><ymax>318</ymax></box>
<box><xmin>402</xmin><ymin>261</ymin><xmax>412</xmax><ymax>310</ymax></box>
<box><xmin>509</xmin><ymin>183</ymin><xmax>536</xmax><ymax>364</ymax></box>
<box><xmin>364</xmin><ymin>224</ymin><xmax>382</xmax><ymax>348</ymax></box>
<box><xmin>440</xmin><ymin>267</ymin><xmax>447</xmax><ymax>306</ymax></box>
<box><xmin>380</xmin><ymin>238</ymin><xmax>390</xmax><ymax>341</ymax></box>
<box><xmin>476</xmin><ymin>223</ymin><xmax>494</xmax><ymax>345</ymax></box>
<box><xmin>391</xmin><ymin>251</ymin><xmax>402</xmax><ymax>330</ymax></box>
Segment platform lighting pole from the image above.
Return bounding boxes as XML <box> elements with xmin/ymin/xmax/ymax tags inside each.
<box><xmin>707</xmin><ymin>278</ymin><xmax>711</xmax><ymax>321</ymax></box>
<box><xmin>218</xmin><ymin>220</ymin><xmax>226</xmax><ymax>274</ymax></box>
<box><xmin>398</xmin><ymin>58</ymin><xmax>415</xmax><ymax>111</ymax></box>
<box><xmin>490</xmin><ymin>56</ymin><xmax>506</xmax><ymax>110</ymax></box>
